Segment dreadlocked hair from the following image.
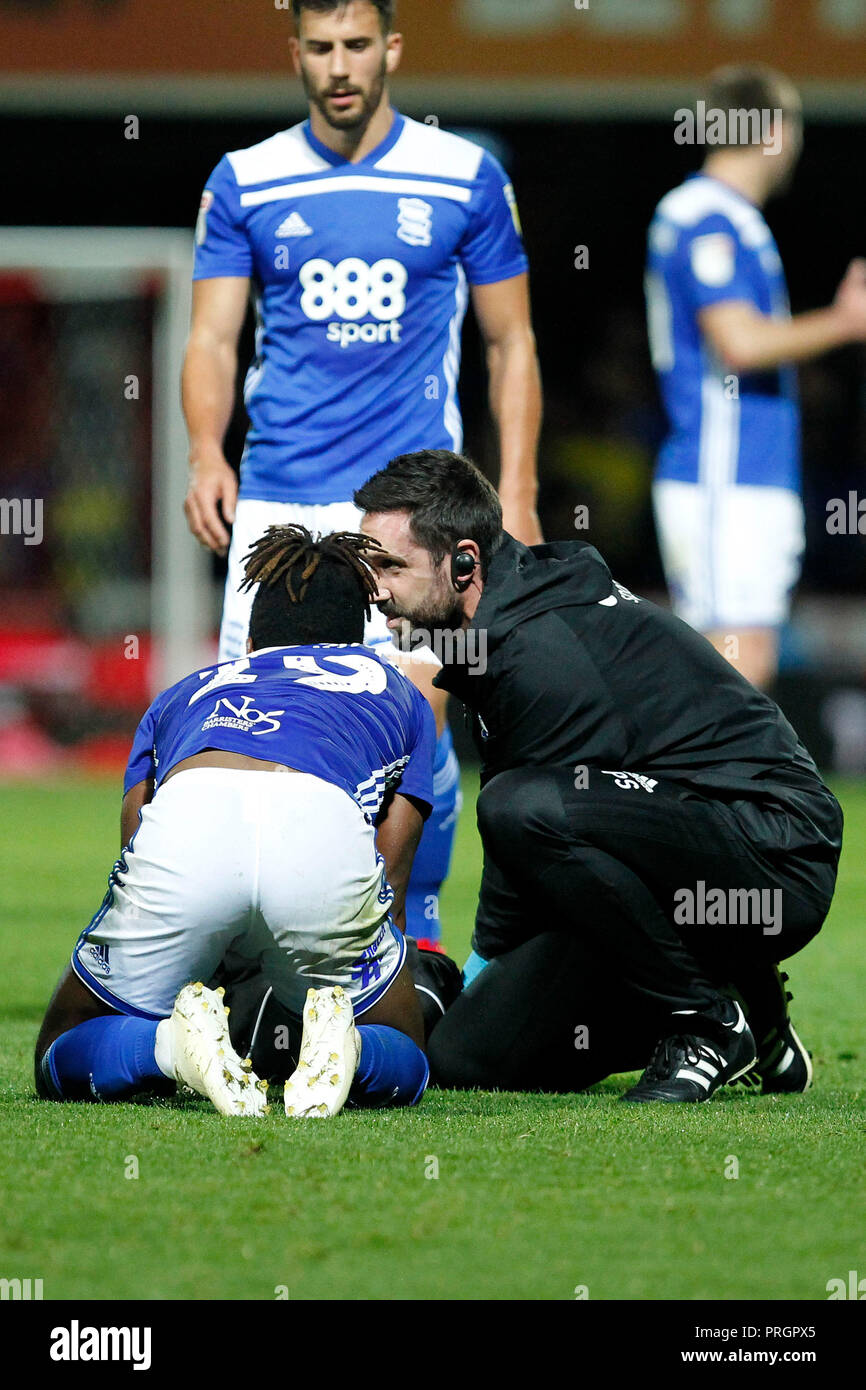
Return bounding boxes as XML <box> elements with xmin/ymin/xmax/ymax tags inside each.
<box><xmin>241</xmin><ymin>524</ymin><xmax>384</xmax><ymax>650</ymax></box>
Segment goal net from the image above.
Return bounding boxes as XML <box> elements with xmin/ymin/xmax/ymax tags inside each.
<box><xmin>0</xmin><ymin>228</ymin><xmax>213</xmax><ymax>772</ymax></box>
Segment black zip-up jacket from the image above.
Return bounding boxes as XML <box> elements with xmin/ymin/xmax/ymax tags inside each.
<box><xmin>433</xmin><ymin>534</ymin><xmax>842</xmax><ymax>862</ymax></box>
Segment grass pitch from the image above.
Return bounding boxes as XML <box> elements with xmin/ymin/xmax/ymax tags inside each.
<box><xmin>1</xmin><ymin>772</ymin><xmax>865</xmax><ymax>1301</ymax></box>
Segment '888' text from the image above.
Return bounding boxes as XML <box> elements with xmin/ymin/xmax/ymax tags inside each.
<box><xmin>300</xmin><ymin>257</ymin><xmax>407</xmax><ymax>347</ymax></box>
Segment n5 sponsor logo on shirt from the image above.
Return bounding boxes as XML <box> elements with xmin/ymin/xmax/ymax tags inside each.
<box><xmin>201</xmin><ymin>695</ymin><xmax>284</xmax><ymax>735</ymax></box>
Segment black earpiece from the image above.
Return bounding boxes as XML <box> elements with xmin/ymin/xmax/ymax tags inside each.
<box><xmin>451</xmin><ymin>549</ymin><xmax>477</xmax><ymax>593</ymax></box>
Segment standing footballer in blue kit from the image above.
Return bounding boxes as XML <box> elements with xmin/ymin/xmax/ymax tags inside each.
<box><xmin>646</xmin><ymin>65</ymin><xmax>866</xmax><ymax>690</ymax></box>
<box><xmin>182</xmin><ymin>0</ymin><xmax>543</xmax><ymax>945</ymax></box>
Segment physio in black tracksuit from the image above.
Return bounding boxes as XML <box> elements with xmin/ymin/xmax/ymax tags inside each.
<box><xmin>354</xmin><ymin>449</ymin><xmax>843</xmax><ymax>1103</ymax></box>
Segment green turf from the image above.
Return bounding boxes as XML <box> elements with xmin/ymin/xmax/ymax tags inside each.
<box><xmin>1</xmin><ymin>772</ymin><xmax>864</xmax><ymax>1300</ymax></box>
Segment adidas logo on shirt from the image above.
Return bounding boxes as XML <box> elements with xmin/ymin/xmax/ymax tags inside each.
<box><xmin>275</xmin><ymin>212</ymin><xmax>313</xmax><ymax>238</ymax></box>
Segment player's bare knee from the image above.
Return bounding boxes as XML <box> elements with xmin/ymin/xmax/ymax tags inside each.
<box><xmin>357</xmin><ymin>963</ymin><xmax>426</xmax><ymax>1050</ymax></box>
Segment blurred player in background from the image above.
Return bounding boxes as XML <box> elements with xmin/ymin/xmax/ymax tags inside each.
<box><xmin>646</xmin><ymin>64</ymin><xmax>866</xmax><ymax>689</ymax></box>
<box><xmin>35</xmin><ymin>527</ymin><xmax>434</xmax><ymax>1119</ymax></box>
<box><xmin>181</xmin><ymin>0</ymin><xmax>542</xmax><ymax>944</ymax></box>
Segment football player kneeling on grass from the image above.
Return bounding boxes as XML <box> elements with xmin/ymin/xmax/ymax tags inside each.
<box><xmin>34</xmin><ymin>526</ymin><xmax>433</xmax><ymax>1118</ymax></box>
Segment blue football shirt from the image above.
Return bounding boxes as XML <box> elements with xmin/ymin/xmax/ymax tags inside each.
<box><xmin>124</xmin><ymin>645</ymin><xmax>437</xmax><ymax>823</ymax></box>
<box><xmin>193</xmin><ymin>111</ymin><xmax>528</xmax><ymax>503</ymax></box>
<box><xmin>645</xmin><ymin>174</ymin><xmax>800</xmax><ymax>491</ymax></box>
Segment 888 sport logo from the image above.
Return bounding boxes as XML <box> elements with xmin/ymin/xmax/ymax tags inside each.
<box><xmin>299</xmin><ymin>257</ymin><xmax>407</xmax><ymax>348</ymax></box>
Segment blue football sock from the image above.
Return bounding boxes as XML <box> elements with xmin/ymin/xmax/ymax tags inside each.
<box><xmin>350</xmin><ymin>1024</ymin><xmax>429</xmax><ymax>1108</ymax></box>
<box><xmin>41</xmin><ymin>1015</ymin><xmax>165</xmax><ymax>1102</ymax></box>
<box><xmin>402</xmin><ymin>726</ymin><xmax>461</xmax><ymax>942</ymax></box>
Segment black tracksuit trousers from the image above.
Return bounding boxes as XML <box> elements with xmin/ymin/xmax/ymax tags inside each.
<box><xmin>428</xmin><ymin>766</ymin><xmax>841</xmax><ymax>1091</ymax></box>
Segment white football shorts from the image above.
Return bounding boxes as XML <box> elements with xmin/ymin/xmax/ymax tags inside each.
<box><xmin>219</xmin><ymin>497</ymin><xmax>439</xmax><ymax>667</ymax></box>
<box><xmin>72</xmin><ymin>768</ymin><xmax>405</xmax><ymax>1020</ymax></box>
<box><xmin>653</xmin><ymin>480</ymin><xmax>805</xmax><ymax>631</ymax></box>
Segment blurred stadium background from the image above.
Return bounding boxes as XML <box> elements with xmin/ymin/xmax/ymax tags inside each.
<box><xmin>2</xmin><ymin>0</ymin><xmax>866</xmax><ymax>776</ymax></box>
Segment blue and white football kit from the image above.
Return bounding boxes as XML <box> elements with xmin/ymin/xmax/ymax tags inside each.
<box><xmin>193</xmin><ymin>111</ymin><xmax>527</xmax><ymax>509</ymax></box>
<box><xmin>72</xmin><ymin>646</ymin><xmax>436</xmax><ymax>1021</ymax></box>
<box><xmin>193</xmin><ymin>111</ymin><xmax>527</xmax><ymax>938</ymax></box>
<box><xmin>645</xmin><ymin>174</ymin><xmax>805</xmax><ymax>630</ymax></box>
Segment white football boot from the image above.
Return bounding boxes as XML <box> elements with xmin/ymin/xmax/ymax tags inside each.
<box><xmin>283</xmin><ymin>986</ymin><xmax>361</xmax><ymax>1119</ymax></box>
<box><xmin>168</xmin><ymin>982</ymin><xmax>269</xmax><ymax>1117</ymax></box>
